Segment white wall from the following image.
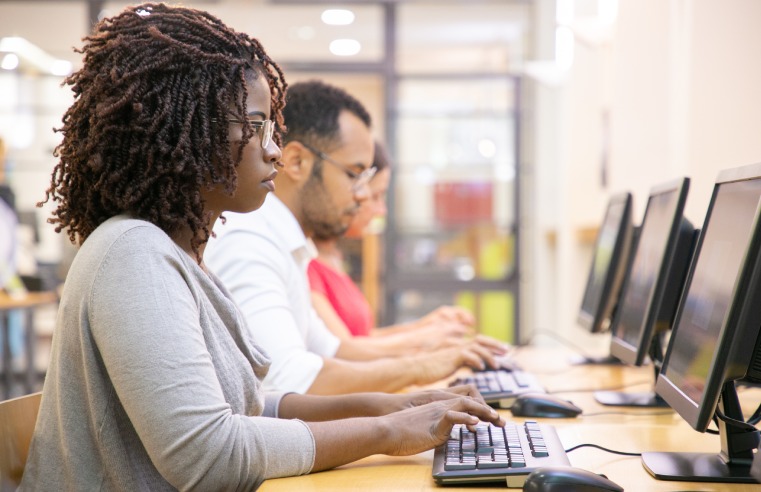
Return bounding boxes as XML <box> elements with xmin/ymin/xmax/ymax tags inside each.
<box><xmin>529</xmin><ymin>0</ymin><xmax>761</xmax><ymax>351</ymax></box>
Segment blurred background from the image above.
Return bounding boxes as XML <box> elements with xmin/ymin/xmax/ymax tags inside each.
<box><xmin>0</xmin><ymin>0</ymin><xmax>760</xmax><ymax>371</ymax></box>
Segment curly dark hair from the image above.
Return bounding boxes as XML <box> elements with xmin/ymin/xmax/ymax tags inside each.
<box><xmin>281</xmin><ymin>80</ymin><xmax>371</xmax><ymax>176</ymax></box>
<box><xmin>39</xmin><ymin>2</ymin><xmax>287</xmax><ymax>259</ymax></box>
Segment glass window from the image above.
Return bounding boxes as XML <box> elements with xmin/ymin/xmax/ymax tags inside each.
<box><xmin>397</xmin><ymin>1</ymin><xmax>530</xmax><ymax>74</ymax></box>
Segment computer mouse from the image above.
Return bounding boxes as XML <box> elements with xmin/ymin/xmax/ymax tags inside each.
<box><xmin>522</xmin><ymin>466</ymin><xmax>623</xmax><ymax>492</ymax></box>
<box><xmin>510</xmin><ymin>393</ymin><xmax>582</xmax><ymax>418</ymax></box>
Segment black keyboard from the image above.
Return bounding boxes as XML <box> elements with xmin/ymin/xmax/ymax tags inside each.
<box><xmin>452</xmin><ymin>369</ymin><xmax>546</xmax><ymax>408</ymax></box>
<box><xmin>432</xmin><ymin>420</ymin><xmax>571</xmax><ymax>487</ymax></box>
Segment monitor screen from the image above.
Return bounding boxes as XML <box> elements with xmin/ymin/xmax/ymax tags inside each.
<box><xmin>609</xmin><ymin>178</ymin><xmax>692</xmax><ymax>367</ymax></box>
<box><xmin>657</xmin><ymin>173</ymin><xmax>761</xmax><ymax>430</ymax></box>
<box><xmin>577</xmin><ymin>192</ymin><xmax>633</xmax><ymax>334</ymax></box>
<box><xmin>643</xmin><ymin>162</ymin><xmax>761</xmax><ymax>484</ymax></box>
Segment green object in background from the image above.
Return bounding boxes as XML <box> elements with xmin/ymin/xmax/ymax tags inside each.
<box><xmin>455</xmin><ymin>291</ymin><xmax>514</xmax><ymax>344</ymax></box>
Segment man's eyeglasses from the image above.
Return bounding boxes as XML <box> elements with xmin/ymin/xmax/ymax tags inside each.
<box><xmin>299</xmin><ymin>141</ymin><xmax>377</xmax><ymax>191</ymax></box>
<box><xmin>217</xmin><ymin>117</ymin><xmax>274</xmax><ymax>149</ymax></box>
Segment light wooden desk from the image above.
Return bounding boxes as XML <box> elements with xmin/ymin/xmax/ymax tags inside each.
<box><xmin>261</xmin><ymin>345</ymin><xmax>761</xmax><ymax>491</ymax></box>
<box><xmin>0</xmin><ymin>291</ymin><xmax>58</xmax><ymax>400</ymax></box>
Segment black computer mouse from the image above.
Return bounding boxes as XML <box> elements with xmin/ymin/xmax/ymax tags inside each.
<box><xmin>510</xmin><ymin>393</ymin><xmax>582</xmax><ymax>418</ymax></box>
<box><xmin>522</xmin><ymin>466</ymin><xmax>623</xmax><ymax>492</ymax></box>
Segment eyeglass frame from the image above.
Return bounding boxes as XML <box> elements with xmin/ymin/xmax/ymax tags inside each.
<box><xmin>213</xmin><ymin>116</ymin><xmax>274</xmax><ymax>149</ymax></box>
<box><xmin>298</xmin><ymin>141</ymin><xmax>377</xmax><ymax>192</ymax></box>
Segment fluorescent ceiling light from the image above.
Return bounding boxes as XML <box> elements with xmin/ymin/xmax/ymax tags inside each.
<box><xmin>1</xmin><ymin>53</ymin><xmax>19</xmax><ymax>70</ymax></box>
<box><xmin>0</xmin><ymin>36</ymin><xmax>72</xmax><ymax>75</ymax></box>
<box><xmin>329</xmin><ymin>39</ymin><xmax>361</xmax><ymax>56</ymax></box>
<box><xmin>321</xmin><ymin>9</ymin><xmax>355</xmax><ymax>26</ymax></box>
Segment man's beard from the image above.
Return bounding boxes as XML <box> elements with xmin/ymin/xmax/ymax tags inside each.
<box><xmin>301</xmin><ymin>177</ymin><xmax>355</xmax><ymax>240</ymax></box>
<box><xmin>310</xmin><ymin>219</ymin><xmax>349</xmax><ymax>241</ymax></box>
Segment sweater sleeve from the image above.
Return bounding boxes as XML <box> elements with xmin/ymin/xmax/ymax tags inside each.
<box><xmin>89</xmin><ymin>227</ymin><xmax>314</xmax><ymax>490</ymax></box>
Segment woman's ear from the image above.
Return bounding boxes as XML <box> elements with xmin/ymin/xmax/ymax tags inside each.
<box><xmin>279</xmin><ymin>141</ymin><xmax>313</xmax><ymax>184</ymax></box>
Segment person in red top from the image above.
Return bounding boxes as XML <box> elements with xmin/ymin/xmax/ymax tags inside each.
<box><xmin>308</xmin><ymin>142</ymin><xmax>500</xmax><ymax>354</ymax></box>
<box><xmin>308</xmin><ymin>255</ymin><xmax>374</xmax><ymax>336</ymax></box>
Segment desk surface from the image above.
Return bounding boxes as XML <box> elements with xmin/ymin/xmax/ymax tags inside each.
<box><xmin>0</xmin><ymin>291</ymin><xmax>58</xmax><ymax>310</ymax></box>
<box><xmin>261</xmin><ymin>344</ymin><xmax>761</xmax><ymax>491</ymax></box>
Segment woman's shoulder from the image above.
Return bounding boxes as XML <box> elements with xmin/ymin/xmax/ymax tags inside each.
<box><xmin>83</xmin><ymin>216</ymin><xmax>175</xmax><ymax>255</ymax></box>
<box><xmin>73</xmin><ymin>216</ymin><xmax>182</xmax><ymax>277</ymax></box>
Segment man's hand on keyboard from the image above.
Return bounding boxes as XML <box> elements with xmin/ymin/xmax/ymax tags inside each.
<box><xmin>417</xmin><ymin>305</ymin><xmax>476</xmax><ymax>329</ymax></box>
<box><xmin>411</xmin><ymin>338</ymin><xmax>514</xmax><ymax>385</ymax></box>
<box><xmin>380</xmin><ymin>396</ymin><xmax>506</xmax><ymax>456</ymax></box>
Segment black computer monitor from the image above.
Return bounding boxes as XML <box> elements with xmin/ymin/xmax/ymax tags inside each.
<box><xmin>642</xmin><ymin>163</ymin><xmax>761</xmax><ymax>484</ymax></box>
<box><xmin>577</xmin><ymin>192</ymin><xmax>635</xmax><ymax>337</ymax></box>
<box><xmin>595</xmin><ymin>177</ymin><xmax>697</xmax><ymax>407</ymax></box>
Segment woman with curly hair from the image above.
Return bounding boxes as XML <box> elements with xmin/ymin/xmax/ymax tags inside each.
<box><xmin>20</xmin><ymin>4</ymin><xmax>501</xmax><ymax>490</ymax></box>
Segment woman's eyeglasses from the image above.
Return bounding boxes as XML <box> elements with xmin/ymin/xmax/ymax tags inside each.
<box><xmin>216</xmin><ymin>117</ymin><xmax>274</xmax><ymax>149</ymax></box>
<box><xmin>299</xmin><ymin>141</ymin><xmax>377</xmax><ymax>192</ymax></box>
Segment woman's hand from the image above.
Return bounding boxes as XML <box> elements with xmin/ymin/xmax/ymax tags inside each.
<box><xmin>372</xmin><ymin>384</ymin><xmax>486</xmax><ymax>415</ymax></box>
<box><xmin>379</xmin><ymin>396</ymin><xmax>505</xmax><ymax>456</ymax></box>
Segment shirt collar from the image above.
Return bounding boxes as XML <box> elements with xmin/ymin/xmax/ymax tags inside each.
<box><xmin>261</xmin><ymin>194</ymin><xmax>315</xmax><ymax>265</ymax></box>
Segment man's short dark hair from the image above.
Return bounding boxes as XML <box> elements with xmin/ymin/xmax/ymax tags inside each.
<box><xmin>282</xmin><ymin>80</ymin><xmax>371</xmax><ymax>150</ymax></box>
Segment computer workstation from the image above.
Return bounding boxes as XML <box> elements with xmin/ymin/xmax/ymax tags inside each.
<box><xmin>594</xmin><ymin>177</ymin><xmax>698</xmax><ymax>407</ymax></box>
<box><xmin>573</xmin><ymin>191</ymin><xmax>637</xmax><ymax>365</ymax></box>
<box><xmin>447</xmin><ymin>193</ymin><xmax>638</xmax><ymax>409</ymax></box>
<box><xmin>641</xmin><ymin>162</ymin><xmax>761</xmax><ymax>483</ymax></box>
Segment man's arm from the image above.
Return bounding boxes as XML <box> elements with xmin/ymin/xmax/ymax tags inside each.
<box><xmin>307</xmin><ymin>343</ymin><xmax>499</xmax><ymax>395</ymax></box>
<box><xmin>206</xmin><ymin>224</ymin><xmax>340</xmax><ymax>393</ymax></box>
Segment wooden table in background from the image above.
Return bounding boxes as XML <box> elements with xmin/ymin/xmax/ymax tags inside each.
<box><xmin>0</xmin><ymin>291</ymin><xmax>58</xmax><ymax>400</ymax></box>
<box><xmin>261</xmin><ymin>344</ymin><xmax>761</xmax><ymax>492</ymax></box>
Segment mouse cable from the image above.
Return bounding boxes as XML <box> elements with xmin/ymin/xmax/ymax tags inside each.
<box><xmin>547</xmin><ymin>380</ymin><xmax>651</xmax><ymax>394</ymax></box>
<box><xmin>523</xmin><ymin>330</ymin><xmax>600</xmax><ymax>359</ymax></box>
<box><xmin>564</xmin><ymin>443</ymin><xmax>641</xmax><ymax>457</ymax></box>
<box><xmin>581</xmin><ymin>410</ymin><xmax>673</xmax><ymax>417</ymax></box>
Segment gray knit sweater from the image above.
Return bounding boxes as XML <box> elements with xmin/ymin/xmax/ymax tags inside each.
<box><xmin>20</xmin><ymin>216</ymin><xmax>315</xmax><ymax>491</ymax></box>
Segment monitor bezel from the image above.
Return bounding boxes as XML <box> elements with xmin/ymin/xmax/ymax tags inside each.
<box><xmin>609</xmin><ymin>177</ymin><xmax>690</xmax><ymax>367</ymax></box>
<box><xmin>655</xmin><ymin>162</ymin><xmax>761</xmax><ymax>432</ymax></box>
<box><xmin>577</xmin><ymin>192</ymin><xmax>634</xmax><ymax>334</ymax></box>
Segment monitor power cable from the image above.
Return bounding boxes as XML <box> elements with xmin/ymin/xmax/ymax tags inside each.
<box><xmin>564</xmin><ymin>443</ymin><xmax>641</xmax><ymax>457</ymax></box>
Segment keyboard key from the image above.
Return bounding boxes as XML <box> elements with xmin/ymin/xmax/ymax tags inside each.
<box><xmin>444</xmin><ymin>460</ymin><xmax>477</xmax><ymax>471</ymax></box>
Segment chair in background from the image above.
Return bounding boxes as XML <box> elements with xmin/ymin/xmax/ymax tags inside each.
<box><xmin>0</xmin><ymin>392</ymin><xmax>41</xmax><ymax>489</ymax></box>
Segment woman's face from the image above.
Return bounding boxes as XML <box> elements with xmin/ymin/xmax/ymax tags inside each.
<box><xmin>203</xmin><ymin>74</ymin><xmax>282</xmax><ymax>214</ymax></box>
<box><xmin>345</xmin><ymin>167</ymin><xmax>390</xmax><ymax>238</ymax></box>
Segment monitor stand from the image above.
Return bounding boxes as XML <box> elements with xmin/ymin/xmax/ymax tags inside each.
<box><xmin>642</xmin><ymin>383</ymin><xmax>761</xmax><ymax>483</ymax></box>
<box><xmin>568</xmin><ymin>354</ymin><xmax>623</xmax><ymax>366</ymax></box>
<box><xmin>642</xmin><ymin>451</ymin><xmax>759</xmax><ymax>483</ymax></box>
<box><xmin>594</xmin><ymin>360</ymin><xmax>667</xmax><ymax>407</ymax></box>
<box><xmin>594</xmin><ymin>390</ymin><xmax>668</xmax><ymax>407</ymax></box>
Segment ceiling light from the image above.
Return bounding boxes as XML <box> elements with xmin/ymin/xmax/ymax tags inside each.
<box><xmin>0</xmin><ymin>37</ymin><xmax>73</xmax><ymax>75</ymax></box>
<box><xmin>321</xmin><ymin>9</ymin><xmax>355</xmax><ymax>26</ymax></box>
<box><xmin>478</xmin><ymin>138</ymin><xmax>497</xmax><ymax>158</ymax></box>
<box><xmin>329</xmin><ymin>39</ymin><xmax>361</xmax><ymax>56</ymax></box>
<box><xmin>1</xmin><ymin>53</ymin><xmax>19</xmax><ymax>70</ymax></box>
<box><xmin>51</xmin><ymin>60</ymin><xmax>73</xmax><ymax>76</ymax></box>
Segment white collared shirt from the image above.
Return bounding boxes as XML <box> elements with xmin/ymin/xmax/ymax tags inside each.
<box><xmin>205</xmin><ymin>194</ymin><xmax>340</xmax><ymax>393</ymax></box>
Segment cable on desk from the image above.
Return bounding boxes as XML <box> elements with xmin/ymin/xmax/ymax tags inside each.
<box><xmin>525</xmin><ymin>330</ymin><xmax>599</xmax><ymax>358</ymax></box>
<box><xmin>581</xmin><ymin>410</ymin><xmax>673</xmax><ymax>417</ymax></box>
<box><xmin>547</xmin><ymin>380</ymin><xmax>651</xmax><ymax>394</ymax></box>
<box><xmin>564</xmin><ymin>443</ymin><xmax>641</xmax><ymax>457</ymax></box>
